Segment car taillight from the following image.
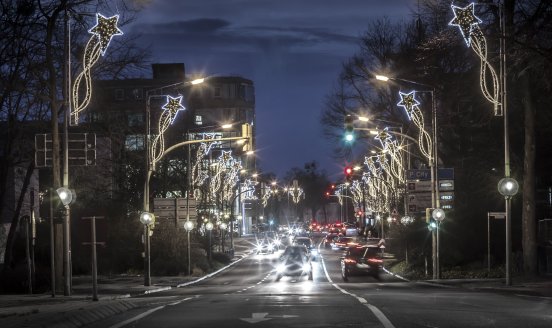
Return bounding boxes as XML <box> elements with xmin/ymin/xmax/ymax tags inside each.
<box><xmin>368</xmin><ymin>258</ymin><xmax>383</xmax><ymax>264</ymax></box>
<box><xmin>344</xmin><ymin>258</ymin><xmax>357</xmax><ymax>264</ymax></box>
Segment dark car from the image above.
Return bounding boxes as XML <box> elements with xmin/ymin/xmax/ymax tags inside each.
<box><xmin>331</xmin><ymin>236</ymin><xmax>356</xmax><ymax>250</ymax></box>
<box><xmin>275</xmin><ymin>245</ymin><xmax>313</xmax><ymax>281</ymax></box>
<box><xmin>323</xmin><ymin>233</ymin><xmax>339</xmax><ymax>248</ymax></box>
<box><xmin>293</xmin><ymin>236</ymin><xmax>318</xmax><ymax>260</ymax></box>
<box><xmin>340</xmin><ymin>245</ymin><xmax>383</xmax><ymax>281</ymax></box>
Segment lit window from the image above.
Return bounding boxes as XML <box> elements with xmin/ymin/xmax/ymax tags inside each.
<box><xmin>125</xmin><ymin>135</ymin><xmax>144</xmax><ymax>151</ymax></box>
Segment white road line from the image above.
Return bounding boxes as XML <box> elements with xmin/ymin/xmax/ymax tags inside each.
<box><xmin>320</xmin><ymin>243</ymin><xmax>396</xmax><ymax>328</ymax></box>
<box><xmin>109</xmin><ymin>296</ymin><xmax>199</xmax><ymax>328</ymax></box>
<box><xmin>108</xmin><ymin>305</ymin><xmax>165</xmax><ymax>328</ymax></box>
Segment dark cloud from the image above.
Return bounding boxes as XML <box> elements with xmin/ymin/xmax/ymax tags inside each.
<box><xmin>150</xmin><ymin>18</ymin><xmax>231</xmax><ymax>34</ymax></box>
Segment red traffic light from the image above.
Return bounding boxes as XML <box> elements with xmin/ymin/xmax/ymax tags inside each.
<box><xmin>344</xmin><ymin>167</ymin><xmax>353</xmax><ymax>176</ymax></box>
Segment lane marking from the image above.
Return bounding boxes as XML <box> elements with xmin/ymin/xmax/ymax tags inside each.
<box><xmin>108</xmin><ymin>306</ymin><xmax>165</xmax><ymax>328</ymax></box>
<box><xmin>320</xmin><ymin>241</ymin><xmax>396</xmax><ymax>328</ymax></box>
<box><xmin>109</xmin><ymin>296</ymin><xmax>197</xmax><ymax>328</ymax></box>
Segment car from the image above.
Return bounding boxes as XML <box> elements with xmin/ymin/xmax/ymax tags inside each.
<box><xmin>255</xmin><ymin>238</ymin><xmax>275</xmax><ymax>254</ymax></box>
<box><xmin>323</xmin><ymin>233</ymin><xmax>339</xmax><ymax>248</ymax></box>
<box><xmin>331</xmin><ymin>236</ymin><xmax>356</xmax><ymax>250</ymax></box>
<box><xmin>275</xmin><ymin>245</ymin><xmax>313</xmax><ymax>281</ymax></box>
<box><xmin>293</xmin><ymin>236</ymin><xmax>318</xmax><ymax>260</ymax></box>
<box><xmin>340</xmin><ymin>245</ymin><xmax>383</xmax><ymax>281</ymax></box>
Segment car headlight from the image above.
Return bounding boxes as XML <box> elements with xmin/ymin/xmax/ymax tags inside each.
<box><xmin>311</xmin><ymin>249</ymin><xmax>318</xmax><ymax>256</ymax></box>
<box><xmin>302</xmin><ymin>263</ymin><xmax>311</xmax><ymax>272</ymax></box>
<box><xmin>256</xmin><ymin>245</ymin><xmax>263</xmax><ymax>251</ymax></box>
<box><xmin>274</xmin><ymin>239</ymin><xmax>281</xmax><ymax>246</ymax></box>
<box><xmin>276</xmin><ymin>264</ymin><xmax>286</xmax><ymax>273</ymax></box>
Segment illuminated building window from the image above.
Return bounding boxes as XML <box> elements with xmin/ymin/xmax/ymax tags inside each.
<box><xmin>125</xmin><ymin>134</ymin><xmax>144</xmax><ymax>151</ymax></box>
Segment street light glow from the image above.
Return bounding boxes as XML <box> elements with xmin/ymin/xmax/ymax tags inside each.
<box><xmin>345</xmin><ymin>133</ymin><xmax>354</xmax><ymax>142</ymax></box>
<box><xmin>222</xmin><ymin>123</ymin><xmax>233</xmax><ymax>129</ymax></box>
<box><xmin>375</xmin><ymin>74</ymin><xmax>390</xmax><ymax>81</ymax></box>
<box><xmin>191</xmin><ymin>78</ymin><xmax>205</xmax><ymax>85</ymax></box>
<box><xmin>358</xmin><ymin>116</ymin><xmax>370</xmax><ymax>122</ymax></box>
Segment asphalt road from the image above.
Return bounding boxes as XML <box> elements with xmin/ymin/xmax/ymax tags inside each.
<box><xmin>87</xmin><ymin>238</ymin><xmax>552</xmax><ymax>328</ymax></box>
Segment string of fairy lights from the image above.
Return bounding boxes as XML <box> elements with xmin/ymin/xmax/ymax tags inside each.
<box><xmin>72</xmin><ymin>13</ymin><xmax>123</xmax><ymax>125</ymax></box>
<box><xmin>449</xmin><ymin>3</ymin><xmax>501</xmax><ymax>115</ymax></box>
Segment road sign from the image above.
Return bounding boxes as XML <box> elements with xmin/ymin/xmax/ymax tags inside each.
<box><xmin>407</xmin><ymin>180</ymin><xmax>432</xmax><ymax>192</ymax></box>
<box><xmin>488</xmin><ymin>212</ymin><xmax>506</xmax><ymax>219</ymax></box>
<box><xmin>406</xmin><ymin>168</ymin><xmax>455</xmax><ymax>181</ymax></box>
<box><xmin>35</xmin><ymin>133</ymin><xmax>96</xmax><ymax>167</ymax></box>
<box><xmin>153</xmin><ymin>198</ymin><xmax>197</xmax><ymax>224</ymax></box>
<box><xmin>407</xmin><ymin>193</ymin><xmax>432</xmax><ymax>213</ymax></box>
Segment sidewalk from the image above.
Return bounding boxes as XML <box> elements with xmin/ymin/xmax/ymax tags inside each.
<box><xmin>420</xmin><ymin>276</ymin><xmax>552</xmax><ymax>298</ymax></box>
<box><xmin>0</xmin><ymin>236</ymin><xmax>256</xmax><ymax>328</ymax></box>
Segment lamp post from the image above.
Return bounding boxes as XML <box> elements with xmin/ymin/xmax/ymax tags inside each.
<box><xmin>183</xmin><ymin>220</ymin><xmax>194</xmax><ymax>276</ymax></box>
<box><xmin>142</xmin><ymin>78</ymin><xmax>204</xmax><ymax>286</ymax></box>
<box><xmin>139</xmin><ymin>212</ymin><xmax>155</xmax><ymax>286</ymax></box>
<box><xmin>498</xmin><ymin>177</ymin><xmax>519</xmax><ymax>285</ymax></box>
<box><xmin>205</xmin><ymin>221</ymin><xmax>214</xmax><ymax>262</ymax></box>
<box><xmin>376</xmin><ymin>74</ymin><xmax>441</xmax><ymax>279</ymax></box>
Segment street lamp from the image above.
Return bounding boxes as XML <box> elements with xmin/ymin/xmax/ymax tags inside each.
<box><xmin>205</xmin><ymin>221</ymin><xmax>214</xmax><ymax>262</ymax></box>
<box><xmin>498</xmin><ymin>177</ymin><xmax>519</xmax><ymax>285</ymax></box>
<box><xmin>376</xmin><ymin>74</ymin><xmax>440</xmax><ymax>279</ymax></box>
<box><xmin>184</xmin><ymin>220</ymin><xmax>194</xmax><ymax>276</ymax></box>
<box><xmin>139</xmin><ymin>211</ymin><xmax>155</xmax><ymax>286</ymax></box>
<box><xmin>141</xmin><ymin>78</ymin><xmax>205</xmax><ymax>286</ymax></box>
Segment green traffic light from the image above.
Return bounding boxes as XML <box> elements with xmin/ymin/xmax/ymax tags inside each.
<box><xmin>345</xmin><ymin>133</ymin><xmax>354</xmax><ymax>142</ymax></box>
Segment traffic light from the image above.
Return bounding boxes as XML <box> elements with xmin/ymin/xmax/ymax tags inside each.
<box><xmin>344</xmin><ymin>166</ymin><xmax>353</xmax><ymax>181</ymax></box>
<box><xmin>344</xmin><ymin>114</ymin><xmax>354</xmax><ymax>142</ymax></box>
<box><xmin>241</xmin><ymin>123</ymin><xmax>253</xmax><ymax>152</ymax></box>
<box><xmin>426</xmin><ymin>207</ymin><xmax>437</xmax><ymax>231</ymax></box>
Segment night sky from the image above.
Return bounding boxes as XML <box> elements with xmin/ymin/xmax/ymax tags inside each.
<box><xmin>128</xmin><ymin>0</ymin><xmax>415</xmax><ymax>179</ymax></box>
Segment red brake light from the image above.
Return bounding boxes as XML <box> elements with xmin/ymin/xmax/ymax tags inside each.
<box><xmin>368</xmin><ymin>258</ymin><xmax>383</xmax><ymax>264</ymax></box>
<box><xmin>344</xmin><ymin>258</ymin><xmax>357</xmax><ymax>264</ymax></box>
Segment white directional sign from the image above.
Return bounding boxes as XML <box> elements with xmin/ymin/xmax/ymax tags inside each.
<box><xmin>240</xmin><ymin>313</ymin><xmax>299</xmax><ymax>323</ymax></box>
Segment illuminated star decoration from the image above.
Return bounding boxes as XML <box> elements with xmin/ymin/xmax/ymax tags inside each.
<box><xmin>89</xmin><ymin>13</ymin><xmax>123</xmax><ymax>55</ymax></box>
<box><xmin>397</xmin><ymin>91</ymin><xmax>420</xmax><ymax>120</ymax></box>
<box><xmin>397</xmin><ymin>91</ymin><xmax>433</xmax><ymax>162</ymax></box>
<box><xmin>374</xmin><ymin>128</ymin><xmax>393</xmax><ymax>149</ymax></box>
<box><xmin>449</xmin><ymin>3</ymin><xmax>482</xmax><ymax>47</ymax></box>
<box><xmin>71</xmin><ymin>13</ymin><xmax>123</xmax><ymax>125</ymax></box>
<box><xmin>150</xmin><ymin>95</ymin><xmax>185</xmax><ymax>165</ymax></box>
<box><xmin>449</xmin><ymin>3</ymin><xmax>501</xmax><ymax>115</ymax></box>
<box><xmin>241</xmin><ymin>179</ymin><xmax>258</xmax><ymax>200</ymax></box>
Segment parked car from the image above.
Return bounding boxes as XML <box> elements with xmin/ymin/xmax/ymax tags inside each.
<box><xmin>340</xmin><ymin>245</ymin><xmax>383</xmax><ymax>281</ymax></box>
<box><xmin>275</xmin><ymin>245</ymin><xmax>313</xmax><ymax>281</ymax></box>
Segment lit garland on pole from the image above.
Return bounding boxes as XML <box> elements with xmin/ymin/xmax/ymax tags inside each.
<box><xmin>150</xmin><ymin>96</ymin><xmax>185</xmax><ymax>166</ymax></box>
<box><xmin>71</xmin><ymin>13</ymin><xmax>123</xmax><ymax>125</ymax></box>
<box><xmin>374</xmin><ymin>128</ymin><xmax>405</xmax><ymax>183</ymax></box>
<box><xmin>449</xmin><ymin>3</ymin><xmax>501</xmax><ymax>115</ymax></box>
<box><xmin>288</xmin><ymin>180</ymin><xmax>304</xmax><ymax>204</ymax></box>
<box><xmin>397</xmin><ymin>91</ymin><xmax>433</xmax><ymax>162</ymax></box>
<box><xmin>350</xmin><ymin>180</ymin><xmax>363</xmax><ymax>209</ymax></box>
<box><xmin>192</xmin><ymin>133</ymin><xmax>221</xmax><ymax>187</ymax></box>
<box><xmin>241</xmin><ymin>179</ymin><xmax>258</xmax><ymax>200</ymax></box>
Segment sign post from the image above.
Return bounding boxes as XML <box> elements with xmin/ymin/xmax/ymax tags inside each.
<box><xmin>487</xmin><ymin>212</ymin><xmax>505</xmax><ymax>272</ymax></box>
<box><xmin>82</xmin><ymin>216</ymin><xmax>105</xmax><ymax>301</ymax></box>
